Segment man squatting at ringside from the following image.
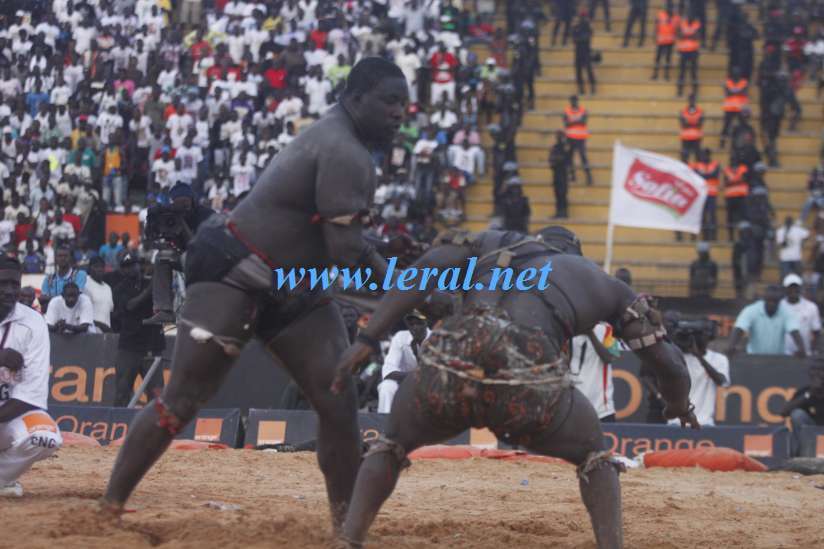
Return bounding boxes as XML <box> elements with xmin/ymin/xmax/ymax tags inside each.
<box><xmin>100</xmin><ymin>57</ymin><xmax>411</xmax><ymax>529</ymax></box>
<box><xmin>332</xmin><ymin>227</ymin><xmax>699</xmax><ymax>549</ymax></box>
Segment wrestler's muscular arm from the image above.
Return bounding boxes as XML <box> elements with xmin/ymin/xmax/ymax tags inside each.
<box><xmin>554</xmin><ymin>256</ymin><xmax>694</xmax><ymax>425</ymax></box>
<box><xmin>604</xmin><ymin>276</ymin><xmax>695</xmax><ymax>426</ymax></box>
<box><xmin>361</xmin><ymin>244</ymin><xmax>471</xmax><ymax>339</ymax></box>
<box><xmin>316</xmin><ymin>144</ymin><xmax>391</xmax><ymax>281</ymax></box>
<box><xmin>331</xmin><ymin>243</ymin><xmax>471</xmax><ymax>390</ymax></box>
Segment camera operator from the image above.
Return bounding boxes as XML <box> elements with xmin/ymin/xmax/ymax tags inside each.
<box><xmin>669</xmin><ymin>317</ymin><xmax>729</xmax><ymax>426</ymax></box>
<box><xmin>142</xmin><ymin>183</ymin><xmax>214</xmax><ymax>325</ymax></box>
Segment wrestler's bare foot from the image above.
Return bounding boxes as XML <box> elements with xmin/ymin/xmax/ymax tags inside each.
<box><xmin>332</xmin><ymin>534</ymin><xmax>363</xmax><ymax>549</ymax></box>
<box><xmin>97</xmin><ymin>497</ymin><xmax>126</xmax><ymax>517</ymax></box>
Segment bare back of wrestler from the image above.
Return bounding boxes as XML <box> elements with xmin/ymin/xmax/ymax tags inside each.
<box><xmin>332</xmin><ymin>228</ymin><xmax>698</xmax><ymax>549</ymax></box>
<box><xmin>101</xmin><ymin>58</ymin><xmax>409</xmax><ymax>530</ymax></box>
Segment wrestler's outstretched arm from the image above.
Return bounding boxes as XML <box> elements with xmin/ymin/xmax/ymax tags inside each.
<box><xmin>551</xmin><ymin>257</ymin><xmax>696</xmax><ymax>428</ymax></box>
<box><xmin>331</xmin><ymin>243</ymin><xmax>471</xmax><ymax>391</ymax></box>
<box><xmin>604</xmin><ymin>275</ymin><xmax>698</xmax><ymax>428</ymax></box>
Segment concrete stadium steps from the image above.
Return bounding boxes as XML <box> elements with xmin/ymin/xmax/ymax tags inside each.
<box><xmin>521</xmin><ymin>111</ymin><xmax>824</xmax><ymax>134</ymax></box>
<box><xmin>463</xmin><ymin>196</ymin><xmax>802</xmax><ymax>224</ymax></box>
<box><xmin>470</xmin><ymin>181</ymin><xmax>806</xmax><ymax>204</ymax></box>
<box><xmin>497</xmin><ymin>129</ymin><xmax>820</xmax><ymax>150</ymax></box>
<box><xmin>531</xmin><ymin>46</ymin><xmax>733</xmax><ymax>66</ymax></box>
<box><xmin>494</xmin><ymin>2</ymin><xmax>740</xmax><ymax>30</ymax></box>
<box><xmin>537</xmin><ymin>61</ymin><xmax>731</xmax><ymax>81</ymax></box>
<box><xmin>574</xmin><ymin>33</ymin><xmax>734</xmax><ymax>51</ymax></box>
<box><xmin>461</xmin><ymin>1</ymin><xmax>816</xmax><ymax>296</ymax></box>
<box><xmin>511</xmin><ymin>144</ymin><xmax>821</xmax><ymax>165</ymax></box>
<box><xmin>460</xmin><ymin>217</ymin><xmax>712</xmax><ymax>242</ymax></box>
<box><xmin>521</xmin><ymin>94</ymin><xmax>824</xmax><ymax>116</ymax></box>
<box><xmin>509</xmin><ymin>164</ymin><xmax>812</xmax><ymax>190</ymax></box>
<box><xmin>525</xmin><ymin>78</ymin><xmax>823</xmax><ymax>101</ymax></box>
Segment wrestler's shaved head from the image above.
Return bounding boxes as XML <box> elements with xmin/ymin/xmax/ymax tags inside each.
<box><xmin>341</xmin><ymin>57</ymin><xmax>408</xmax><ymax>145</ymax></box>
<box><xmin>342</xmin><ymin>57</ymin><xmax>406</xmax><ymax>99</ymax></box>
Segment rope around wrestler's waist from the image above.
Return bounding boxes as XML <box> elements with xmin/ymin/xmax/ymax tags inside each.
<box><xmin>418</xmin><ymin>345</ymin><xmax>572</xmax><ymax>387</ymax></box>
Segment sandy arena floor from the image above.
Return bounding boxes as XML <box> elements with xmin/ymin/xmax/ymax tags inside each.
<box><xmin>3</xmin><ymin>447</ymin><xmax>824</xmax><ymax>548</ymax></box>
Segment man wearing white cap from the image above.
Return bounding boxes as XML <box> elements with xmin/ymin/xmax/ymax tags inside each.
<box><xmin>377</xmin><ymin>310</ymin><xmax>430</xmax><ymax>413</ymax></box>
<box><xmin>782</xmin><ymin>273</ymin><xmax>821</xmax><ymax>356</ymax></box>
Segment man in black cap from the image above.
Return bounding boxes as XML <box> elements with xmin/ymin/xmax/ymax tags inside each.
<box><xmin>143</xmin><ymin>183</ymin><xmax>214</xmax><ymax>325</ymax></box>
<box><xmin>112</xmin><ymin>253</ymin><xmax>166</xmax><ymax>407</ymax></box>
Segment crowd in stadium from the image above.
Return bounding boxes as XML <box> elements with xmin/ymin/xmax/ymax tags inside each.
<box><xmin>0</xmin><ymin>0</ymin><xmax>822</xmax><ymax>430</ymax></box>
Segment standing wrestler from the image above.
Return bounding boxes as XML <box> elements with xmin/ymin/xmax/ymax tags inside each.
<box><xmin>332</xmin><ymin>227</ymin><xmax>697</xmax><ymax>549</ymax></box>
<box><xmin>0</xmin><ymin>257</ymin><xmax>63</xmax><ymax>497</ymax></box>
<box><xmin>100</xmin><ymin>58</ymin><xmax>409</xmax><ymax>529</ymax></box>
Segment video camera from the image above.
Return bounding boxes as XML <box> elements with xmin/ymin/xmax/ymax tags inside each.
<box><xmin>144</xmin><ymin>205</ymin><xmax>186</xmax><ymax>244</ymax></box>
<box><xmin>671</xmin><ymin>318</ymin><xmax>718</xmax><ymax>351</ymax></box>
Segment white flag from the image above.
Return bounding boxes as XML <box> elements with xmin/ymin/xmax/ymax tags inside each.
<box><xmin>609</xmin><ymin>142</ymin><xmax>708</xmax><ymax>234</ymax></box>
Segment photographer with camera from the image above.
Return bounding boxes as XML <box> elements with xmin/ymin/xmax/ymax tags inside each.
<box><xmin>669</xmin><ymin>317</ymin><xmax>729</xmax><ymax>426</ymax></box>
<box><xmin>142</xmin><ymin>184</ymin><xmax>214</xmax><ymax>325</ymax></box>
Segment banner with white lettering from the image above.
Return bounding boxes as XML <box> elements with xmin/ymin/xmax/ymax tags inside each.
<box><xmin>609</xmin><ymin>142</ymin><xmax>708</xmax><ymax>233</ymax></box>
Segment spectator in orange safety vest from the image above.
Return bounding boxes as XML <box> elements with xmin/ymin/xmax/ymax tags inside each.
<box><xmin>691</xmin><ymin>147</ymin><xmax>720</xmax><ymax>241</ymax></box>
<box><xmin>563</xmin><ymin>95</ymin><xmax>593</xmax><ymax>186</ymax></box>
<box><xmin>723</xmin><ymin>150</ymin><xmax>750</xmax><ymax>241</ymax></box>
<box><xmin>679</xmin><ymin>93</ymin><xmax>703</xmax><ymax>163</ymax></box>
<box><xmin>652</xmin><ymin>3</ymin><xmax>679</xmax><ymax>80</ymax></box>
<box><xmin>720</xmin><ymin>66</ymin><xmax>749</xmax><ymax>148</ymax></box>
<box><xmin>676</xmin><ymin>13</ymin><xmax>701</xmax><ymax>97</ymax></box>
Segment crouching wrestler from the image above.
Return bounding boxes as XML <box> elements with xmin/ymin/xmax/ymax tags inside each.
<box><xmin>332</xmin><ymin>227</ymin><xmax>698</xmax><ymax>549</ymax></box>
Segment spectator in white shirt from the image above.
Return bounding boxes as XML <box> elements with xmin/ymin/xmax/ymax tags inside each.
<box><xmin>49</xmin><ymin>74</ymin><xmax>71</xmax><ymax>106</ymax></box>
<box><xmin>274</xmin><ymin>90</ymin><xmax>304</xmax><ymax>124</ymax></box>
<box><xmin>378</xmin><ymin>311</ymin><xmax>430</xmax><ymax>413</ymax></box>
<box><xmin>277</xmin><ymin>121</ymin><xmax>297</xmax><ymax>148</ymax></box>
<box><xmin>0</xmin><ymin>217</ymin><xmax>14</xmax><ymax>249</ymax></box>
<box><xmin>782</xmin><ymin>273</ymin><xmax>821</xmax><ymax>356</ymax></box>
<box><xmin>304</xmin><ymin>66</ymin><xmax>332</xmax><ymax>117</ymax></box>
<box><xmin>775</xmin><ymin>216</ymin><xmax>809</xmax><ymax>279</ymax></box>
<box><xmin>381</xmin><ymin>195</ymin><xmax>408</xmax><ymax>221</ymax></box>
<box><xmin>209</xmin><ymin>177</ymin><xmax>231</xmax><ymax>211</ymax></box>
<box><xmin>3</xmin><ymin>195</ymin><xmax>28</xmax><ymax>223</ymax></box>
<box><xmin>230</xmin><ymin>149</ymin><xmax>256</xmax><ymax>196</ymax></box>
<box><xmin>45</xmin><ymin>282</ymin><xmax>97</xmax><ymax>335</ymax></box>
<box><xmin>570</xmin><ymin>322</ymin><xmax>619</xmax><ymax>421</ymax></box>
<box><xmin>175</xmin><ymin>134</ymin><xmax>203</xmax><ymax>186</ymax></box>
<box><xmin>156</xmin><ymin>61</ymin><xmax>178</xmax><ymax>96</ymax></box>
<box><xmin>97</xmin><ymin>104</ymin><xmax>124</xmax><ymax>146</ymax></box>
<box><xmin>0</xmin><ymin>69</ymin><xmax>22</xmax><ymax>98</ymax></box>
<box><xmin>151</xmin><ymin>148</ymin><xmax>176</xmax><ymax>189</ymax></box>
<box><xmin>669</xmin><ymin>320</ymin><xmax>730</xmax><ymax>426</ymax></box>
<box><xmin>396</xmin><ymin>45</ymin><xmax>422</xmax><ymax>103</ymax></box>
<box><xmin>430</xmin><ymin>102</ymin><xmax>458</xmax><ymax>131</ymax></box>
<box><xmin>226</xmin><ymin>27</ymin><xmax>246</xmax><ymax>64</ymax></box>
<box><xmin>64</xmin><ymin>155</ymin><xmax>92</xmax><ymax>186</ymax></box>
<box><xmin>47</xmin><ymin>210</ymin><xmax>75</xmax><ymax>246</ymax></box>
<box><xmin>83</xmin><ymin>256</ymin><xmax>114</xmax><ymax>332</ymax></box>
<box><xmin>166</xmin><ymin>102</ymin><xmax>194</xmax><ymax>148</ymax></box>
<box><xmin>448</xmin><ymin>139</ymin><xmax>479</xmax><ymax>184</ymax></box>
<box><xmin>304</xmin><ymin>41</ymin><xmax>328</xmax><ymax>68</ymax></box>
